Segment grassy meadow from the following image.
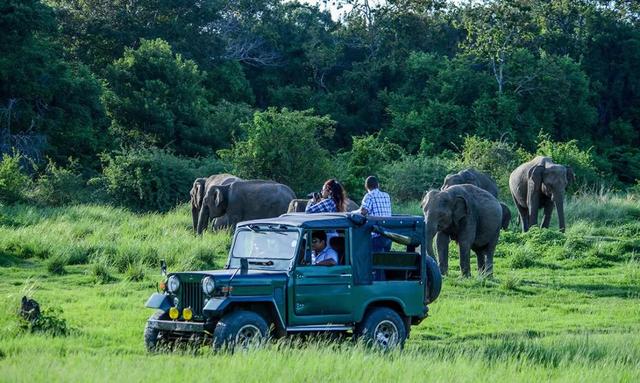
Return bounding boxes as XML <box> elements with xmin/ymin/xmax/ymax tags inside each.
<box><xmin>1</xmin><ymin>194</ymin><xmax>640</xmax><ymax>382</ymax></box>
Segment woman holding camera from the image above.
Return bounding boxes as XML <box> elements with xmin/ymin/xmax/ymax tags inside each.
<box><xmin>305</xmin><ymin>179</ymin><xmax>347</xmax><ymax>213</ymax></box>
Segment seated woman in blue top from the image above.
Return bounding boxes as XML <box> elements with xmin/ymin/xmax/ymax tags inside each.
<box><xmin>305</xmin><ymin>179</ymin><xmax>347</xmax><ymax>213</ymax></box>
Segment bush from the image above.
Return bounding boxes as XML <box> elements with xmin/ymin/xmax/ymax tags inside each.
<box><xmin>32</xmin><ymin>158</ymin><xmax>87</xmax><ymax>206</ymax></box>
<box><xmin>381</xmin><ymin>154</ymin><xmax>458</xmax><ymax>202</ymax></box>
<box><xmin>509</xmin><ymin>245</ymin><xmax>537</xmax><ymax>269</ymax></box>
<box><xmin>0</xmin><ymin>153</ymin><xmax>30</xmax><ymax>204</ymax></box>
<box><xmin>99</xmin><ymin>148</ymin><xmax>223</xmax><ymax>212</ymax></box>
<box><xmin>89</xmin><ymin>261</ymin><xmax>115</xmax><ymax>284</ymax></box>
<box><xmin>20</xmin><ymin>307</ymin><xmax>70</xmax><ymax>337</ymax></box>
<box><xmin>458</xmin><ymin>136</ymin><xmax>530</xmax><ymax>197</ymax></box>
<box><xmin>125</xmin><ymin>262</ymin><xmax>145</xmax><ymax>282</ymax></box>
<box><xmin>537</xmin><ymin>134</ymin><xmax>601</xmax><ymax>191</ymax></box>
<box><xmin>220</xmin><ymin>108</ymin><xmax>336</xmax><ymax>196</ymax></box>
<box><xmin>46</xmin><ymin>255</ymin><xmax>67</xmax><ymax>275</ymax></box>
<box><xmin>336</xmin><ymin>134</ymin><xmax>405</xmax><ymax>201</ymax></box>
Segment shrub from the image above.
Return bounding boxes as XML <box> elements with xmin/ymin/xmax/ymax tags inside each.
<box><xmin>501</xmin><ymin>273</ymin><xmax>522</xmax><ymax>291</ymax></box>
<box><xmin>20</xmin><ymin>307</ymin><xmax>70</xmax><ymax>337</ymax></box>
<box><xmin>509</xmin><ymin>245</ymin><xmax>537</xmax><ymax>269</ymax></box>
<box><xmin>32</xmin><ymin>158</ymin><xmax>87</xmax><ymax>206</ymax></box>
<box><xmin>125</xmin><ymin>262</ymin><xmax>145</xmax><ymax>282</ymax></box>
<box><xmin>89</xmin><ymin>261</ymin><xmax>115</xmax><ymax>284</ymax></box>
<box><xmin>536</xmin><ymin>134</ymin><xmax>601</xmax><ymax>191</ymax></box>
<box><xmin>46</xmin><ymin>255</ymin><xmax>67</xmax><ymax>275</ymax></box>
<box><xmin>220</xmin><ymin>108</ymin><xmax>336</xmax><ymax>196</ymax></box>
<box><xmin>0</xmin><ymin>153</ymin><xmax>30</xmax><ymax>204</ymax></box>
<box><xmin>381</xmin><ymin>154</ymin><xmax>458</xmax><ymax>202</ymax></box>
<box><xmin>458</xmin><ymin>136</ymin><xmax>530</xmax><ymax>197</ymax></box>
<box><xmin>336</xmin><ymin>134</ymin><xmax>405</xmax><ymax>201</ymax></box>
<box><xmin>99</xmin><ymin>148</ymin><xmax>223</xmax><ymax>212</ymax></box>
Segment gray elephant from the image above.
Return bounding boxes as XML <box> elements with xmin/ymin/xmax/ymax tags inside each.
<box><xmin>286</xmin><ymin>198</ymin><xmax>359</xmax><ymax>213</ymax></box>
<box><xmin>509</xmin><ymin>156</ymin><xmax>574</xmax><ymax>232</ymax></box>
<box><xmin>441</xmin><ymin>168</ymin><xmax>511</xmax><ymax>229</ymax></box>
<box><xmin>442</xmin><ymin>168</ymin><xmax>500</xmax><ymax>198</ymax></box>
<box><xmin>190</xmin><ymin>174</ymin><xmax>241</xmax><ymax>232</ymax></box>
<box><xmin>197</xmin><ymin>180</ymin><xmax>296</xmax><ymax>234</ymax></box>
<box><xmin>421</xmin><ymin>184</ymin><xmax>503</xmax><ymax>277</ymax></box>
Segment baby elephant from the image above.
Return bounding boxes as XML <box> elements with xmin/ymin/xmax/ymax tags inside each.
<box><xmin>422</xmin><ymin>184</ymin><xmax>503</xmax><ymax>277</ymax></box>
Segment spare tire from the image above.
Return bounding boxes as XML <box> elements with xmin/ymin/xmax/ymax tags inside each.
<box><xmin>425</xmin><ymin>255</ymin><xmax>442</xmax><ymax>303</ymax></box>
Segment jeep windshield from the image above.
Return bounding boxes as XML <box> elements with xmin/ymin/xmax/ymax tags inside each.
<box><xmin>229</xmin><ymin>227</ymin><xmax>300</xmax><ymax>269</ymax></box>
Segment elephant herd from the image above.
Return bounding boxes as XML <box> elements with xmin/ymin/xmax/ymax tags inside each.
<box><xmin>422</xmin><ymin>156</ymin><xmax>574</xmax><ymax>277</ymax></box>
<box><xmin>190</xmin><ymin>156</ymin><xmax>573</xmax><ymax>278</ymax></box>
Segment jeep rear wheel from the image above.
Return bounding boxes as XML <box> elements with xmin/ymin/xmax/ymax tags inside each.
<box><xmin>213</xmin><ymin>310</ymin><xmax>269</xmax><ymax>351</ymax></box>
<box><xmin>356</xmin><ymin>307</ymin><xmax>407</xmax><ymax>350</ymax></box>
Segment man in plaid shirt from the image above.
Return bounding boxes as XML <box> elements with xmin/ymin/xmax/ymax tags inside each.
<box><xmin>358</xmin><ymin>176</ymin><xmax>392</xmax><ymax>253</ymax></box>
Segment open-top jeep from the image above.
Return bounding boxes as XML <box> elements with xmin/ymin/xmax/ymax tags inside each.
<box><xmin>144</xmin><ymin>213</ymin><xmax>442</xmax><ymax>351</ymax></box>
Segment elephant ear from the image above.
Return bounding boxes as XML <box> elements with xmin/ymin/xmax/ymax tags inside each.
<box><xmin>194</xmin><ymin>179</ymin><xmax>206</xmax><ymax>209</ymax></box>
<box><xmin>527</xmin><ymin>165</ymin><xmax>544</xmax><ymax>190</ymax></box>
<box><xmin>565</xmin><ymin>166</ymin><xmax>575</xmax><ymax>185</ymax></box>
<box><xmin>421</xmin><ymin>190</ymin><xmax>439</xmax><ymax>210</ymax></box>
<box><xmin>452</xmin><ymin>195</ymin><xmax>469</xmax><ymax>227</ymax></box>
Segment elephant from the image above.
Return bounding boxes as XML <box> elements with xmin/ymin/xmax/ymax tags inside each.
<box><xmin>441</xmin><ymin>168</ymin><xmax>511</xmax><ymax>229</ymax></box>
<box><xmin>197</xmin><ymin>180</ymin><xmax>296</xmax><ymax>234</ymax></box>
<box><xmin>442</xmin><ymin>168</ymin><xmax>499</xmax><ymax>198</ymax></box>
<box><xmin>509</xmin><ymin>156</ymin><xmax>574</xmax><ymax>232</ymax></box>
<box><xmin>286</xmin><ymin>198</ymin><xmax>360</xmax><ymax>213</ymax></box>
<box><xmin>421</xmin><ymin>184</ymin><xmax>503</xmax><ymax>277</ymax></box>
<box><xmin>190</xmin><ymin>174</ymin><xmax>241</xmax><ymax>232</ymax></box>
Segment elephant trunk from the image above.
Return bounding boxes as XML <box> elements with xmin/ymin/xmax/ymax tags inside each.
<box><xmin>555</xmin><ymin>196</ymin><xmax>566</xmax><ymax>232</ymax></box>
<box><xmin>197</xmin><ymin>206</ymin><xmax>210</xmax><ymax>235</ymax></box>
<box><xmin>192</xmin><ymin>206</ymin><xmax>199</xmax><ymax>233</ymax></box>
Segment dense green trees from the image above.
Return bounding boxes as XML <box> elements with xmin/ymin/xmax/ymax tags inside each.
<box><xmin>1</xmin><ymin>0</ymin><xmax>639</xmax><ymax>210</ymax></box>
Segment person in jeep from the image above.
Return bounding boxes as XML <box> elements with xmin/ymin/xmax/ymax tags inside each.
<box><xmin>311</xmin><ymin>231</ymin><xmax>338</xmax><ymax>266</ymax></box>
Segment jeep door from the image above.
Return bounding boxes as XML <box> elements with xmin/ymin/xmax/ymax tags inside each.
<box><xmin>288</xmin><ymin>229</ymin><xmax>354</xmax><ymax>326</ymax></box>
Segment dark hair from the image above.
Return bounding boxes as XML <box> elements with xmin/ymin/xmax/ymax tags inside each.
<box><xmin>312</xmin><ymin>231</ymin><xmax>327</xmax><ymax>242</ymax></box>
<box><xmin>365</xmin><ymin>176</ymin><xmax>379</xmax><ymax>190</ymax></box>
<box><xmin>323</xmin><ymin>179</ymin><xmax>347</xmax><ymax>212</ymax></box>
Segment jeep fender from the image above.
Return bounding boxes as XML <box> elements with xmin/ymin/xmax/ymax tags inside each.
<box><xmin>356</xmin><ymin>297</ymin><xmax>408</xmax><ymax>322</ymax></box>
<box><xmin>204</xmin><ymin>296</ymin><xmax>285</xmax><ymax>330</ymax></box>
<box><xmin>145</xmin><ymin>293</ymin><xmax>171</xmax><ymax>311</ymax></box>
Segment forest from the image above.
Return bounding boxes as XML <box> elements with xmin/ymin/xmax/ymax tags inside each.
<box><xmin>2</xmin><ymin>0</ymin><xmax>640</xmax><ymax>210</ymax></box>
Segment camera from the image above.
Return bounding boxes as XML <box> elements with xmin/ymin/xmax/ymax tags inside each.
<box><xmin>307</xmin><ymin>192</ymin><xmax>322</xmax><ymax>200</ymax></box>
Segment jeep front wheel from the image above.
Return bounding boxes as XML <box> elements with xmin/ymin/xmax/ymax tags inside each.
<box><xmin>356</xmin><ymin>307</ymin><xmax>407</xmax><ymax>350</ymax></box>
<box><xmin>213</xmin><ymin>310</ymin><xmax>269</xmax><ymax>351</ymax></box>
<box><xmin>144</xmin><ymin>310</ymin><xmax>168</xmax><ymax>352</ymax></box>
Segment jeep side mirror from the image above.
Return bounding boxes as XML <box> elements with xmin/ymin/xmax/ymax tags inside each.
<box><xmin>160</xmin><ymin>259</ymin><xmax>167</xmax><ymax>276</ymax></box>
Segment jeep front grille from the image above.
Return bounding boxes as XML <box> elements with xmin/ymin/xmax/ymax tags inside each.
<box><xmin>181</xmin><ymin>281</ymin><xmax>204</xmax><ymax>318</ymax></box>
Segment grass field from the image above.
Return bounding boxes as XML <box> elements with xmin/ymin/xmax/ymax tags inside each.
<box><xmin>1</xmin><ymin>194</ymin><xmax>639</xmax><ymax>382</ymax></box>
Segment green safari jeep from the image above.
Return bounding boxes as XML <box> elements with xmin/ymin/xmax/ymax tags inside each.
<box><xmin>144</xmin><ymin>213</ymin><xmax>442</xmax><ymax>351</ymax></box>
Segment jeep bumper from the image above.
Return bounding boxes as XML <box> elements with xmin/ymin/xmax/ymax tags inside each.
<box><xmin>147</xmin><ymin>319</ymin><xmax>205</xmax><ymax>333</ymax></box>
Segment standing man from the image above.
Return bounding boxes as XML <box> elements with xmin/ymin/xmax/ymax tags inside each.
<box><xmin>358</xmin><ymin>176</ymin><xmax>392</xmax><ymax>253</ymax></box>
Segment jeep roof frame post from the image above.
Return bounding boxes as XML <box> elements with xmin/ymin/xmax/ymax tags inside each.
<box><xmin>144</xmin><ymin>213</ymin><xmax>442</xmax><ymax>352</ymax></box>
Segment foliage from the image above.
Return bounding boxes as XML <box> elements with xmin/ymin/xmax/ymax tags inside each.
<box><xmin>458</xmin><ymin>136</ymin><xmax>530</xmax><ymax>197</ymax></box>
<box><xmin>103</xmin><ymin>39</ymin><xmax>216</xmax><ymax>156</ymax></box>
<box><xmin>99</xmin><ymin>148</ymin><xmax>223</xmax><ymax>212</ymax></box>
<box><xmin>380</xmin><ymin>154</ymin><xmax>458</xmax><ymax>203</ymax></box>
<box><xmin>89</xmin><ymin>261</ymin><xmax>115</xmax><ymax>284</ymax></box>
<box><xmin>19</xmin><ymin>306</ymin><xmax>69</xmax><ymax>337</ymax></box>
<box><xmin>336</xmin><ymin>134</ymin><xmax>404</xmax><ymax>200</ymax></box>
<box><xmin>45</xmin><ymin>254</ymin><xmax>67</xmax><ymax>275</ymax></box>
<box><xmin>0</xmin><ymin>152</ymin><xmax>30</xmax><ymax>204</ymax></box>
<box><xmin>220</xmin><ymin>108</ymin><xmax>335</xmax><ymax>196</ymax></box>
<box><xmin>536</xmin><ymin>134</ymin><xmax>601</xmax><ymax>190</ymax></box>
<box><xmin>124</xmin><ymin>262</ymin><xmax>145</xmax><ymax>282</ymax></box>
<box><xmin>32</xmin><ymin>158</ymin><xmax>87</xmax><ymax>206</ymax></box>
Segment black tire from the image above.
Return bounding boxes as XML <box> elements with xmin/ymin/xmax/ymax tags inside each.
<box><xmin>144</xmin><ymin>310</ymin><xmax>167</xmax><ymax>352</ymax></box>
<box><xmin>356</xmin><ymin>307</ymin><xmax>407</xmax><ymax>350</ymax></box>
<box><xmin>425</xmin><ymin>255</ymin><xmax>442</xmax><ymax>303</ymax></box>
<box><xmin>213</xmin><ymin>310</ymin><xmax>269</xmax><ymax>351</ymax></box>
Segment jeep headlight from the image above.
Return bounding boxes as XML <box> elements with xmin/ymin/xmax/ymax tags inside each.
<box><xmin>202</xmin><ymin>276</ymin><xmax>215</xmax><ymax>295</ymax></box>
<box><xmin>167</xmin><ymin>275</ymin><xmax>180</xmax><ymax>293</ymax></box>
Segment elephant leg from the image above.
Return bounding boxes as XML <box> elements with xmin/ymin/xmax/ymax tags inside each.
<box><xmin>512</xmin><ymin>195</ymin><xmax>529</xmax><ymax>232</ymax></box>
<box><xmin>475</xmin><ymin>248</ymin><xmax>485</xmax><ymax>275</ymax></box>
<box><xmin>541</xmin><ymin>199</ymin><xmax>554</xmax><ymax>228</ymax></box>
<box><xmin>458</xmin><ymin>242</ymin><xmax>472</xmax><ymax>278</ymax></box>
<box><xmin>482</xmin><ymin>239</ymin><xmax>498</xmax><ymax>277</ymax></box>
<box><xmin>435</xmin><ymin>232</ymin><xmax>450</xmax><ymax>275</ymax></box>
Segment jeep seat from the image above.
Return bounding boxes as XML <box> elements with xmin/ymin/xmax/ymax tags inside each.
<box><xmin>329</xmin><ymin>236</ymin><xmax>346</xmax><ymax>264</ymax></box>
